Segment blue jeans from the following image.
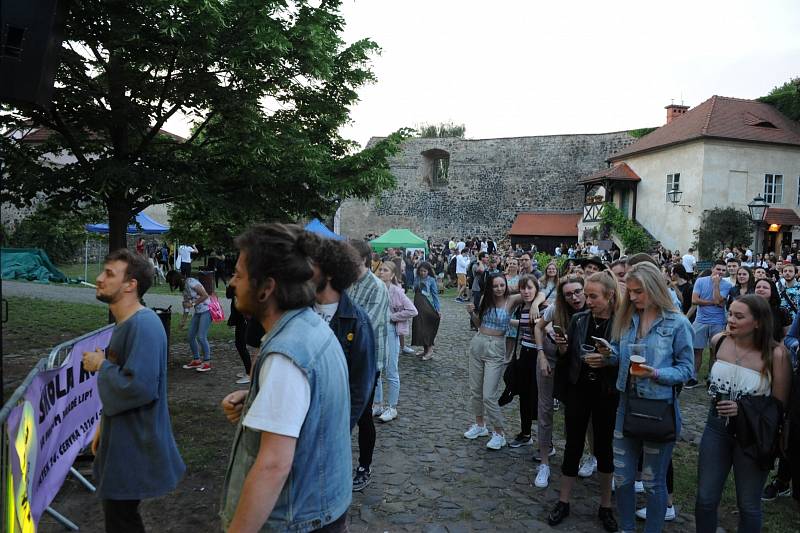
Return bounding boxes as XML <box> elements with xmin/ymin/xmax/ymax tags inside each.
<box><xmin>375</xmin><ymin>323</ymin><xmax>400</xmax><ymax>407</ymax></box>
<box><xmin>695</xmin><ymin>408</ymin><xmax>769</xmax><ymax>533</ymax></box>
<box><xmin>188</xmin><ymin>311</ymin><xmax>211</xmax><ymax>361</ymax></box>
<box><xmin>613</xmin><ymin>398</ymin><xmax>675</xmax><ymax>533</ymax></box>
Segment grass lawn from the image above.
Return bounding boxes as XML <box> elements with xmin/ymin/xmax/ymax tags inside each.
<box><xmin>2</xmin><ymin>296</ymin><xmax>233</xmax><ymax>356</ymax></box>
<box><xmin>56</xmin><ymin>262</ymin><xmax>177</xmax><ymax>295</ymax></box>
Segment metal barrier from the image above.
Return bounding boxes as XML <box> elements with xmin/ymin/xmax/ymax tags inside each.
<box><xmin>2</xmin><ymin>324</ymin><xmax>114</xmax><ymax>531</ymax></box>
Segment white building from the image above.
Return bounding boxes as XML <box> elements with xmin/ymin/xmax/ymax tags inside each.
<box><xmin>579</xmin><ymin>96</ymin><xmax>800</xmax><ymax>257</ymax></box>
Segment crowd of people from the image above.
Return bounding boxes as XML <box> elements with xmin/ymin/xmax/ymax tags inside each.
<box><xmin>85</xmin><ymin>226</ymin><xmax>800</xmax><ymax>533</ymax></box>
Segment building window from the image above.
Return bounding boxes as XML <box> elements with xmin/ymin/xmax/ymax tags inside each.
<box><xmin>666</xmin><ymin>173</ymin><xmax>680</xmax><ymax>202</ymax></box>
<box><xmin>764</xmin><ymin>173</ymin><xmax>783</xmax><ymax>204</ymax></box>
<box><xmin>421</xmin><ymin>148</ymin><xmax>450</xmax><ymax>188</ymax></box>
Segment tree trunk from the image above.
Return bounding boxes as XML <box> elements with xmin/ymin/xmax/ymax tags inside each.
<box><xmin>107</xmin><ymin>201</ymin><xmax>132</xmax><ymax>254</ymax></box>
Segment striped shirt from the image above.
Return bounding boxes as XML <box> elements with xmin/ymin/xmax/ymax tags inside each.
<box><xmin>346</xmin><ymin>271</ymin><xmax>390</xmax><ymax>371</ymax></box>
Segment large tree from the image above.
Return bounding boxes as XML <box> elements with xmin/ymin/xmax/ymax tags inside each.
<box><xmin>759</xmin><ymin>77</ymin><xmax>800</xmax><ymax>121</ymax></box>
<box><xmin>1</xmin><ymin>0</ymin><xmax>404</xmax><ymax>252</ymax></box>
<box><xmin>693</xmin><ymin>207</ymin><xmax>754</xmax><ymax>259</ymax></box>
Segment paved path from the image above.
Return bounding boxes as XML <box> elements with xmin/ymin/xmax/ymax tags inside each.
<box><xmin>347</xmin><ymin>296</ymin><xmax>709</xmax><ymax>532</ymax></box>
<box><xmin>1</xmin><ymin>280</ymin><xmax>231</xmax><ymax>313</ymax></box>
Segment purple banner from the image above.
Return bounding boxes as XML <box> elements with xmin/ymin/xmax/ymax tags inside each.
<box><xmin>6</xmin><ymin>327</ymin><xmax>113</xmax><ymax>528</ymax></box>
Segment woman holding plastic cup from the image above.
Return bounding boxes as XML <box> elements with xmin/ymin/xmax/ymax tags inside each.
<box><xmin>610</xmin><ymin>262</ymin><xmax>694</xmax><ymax>533</ymax></box>
<box><xmin>547</xmin><ymin>271</ymin><xmax>621</xmax><ymax>531</ymax></box>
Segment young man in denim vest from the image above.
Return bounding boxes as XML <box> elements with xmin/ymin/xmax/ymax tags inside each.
<box><xmin>219</xmin><ymin>224</ymin><xmax>351</xmax><ymax>532</ymax></box>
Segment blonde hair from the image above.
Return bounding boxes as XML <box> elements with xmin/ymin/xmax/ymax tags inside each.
<box><xmin>378</xmin><ymin>261</ymin><xmax>400</xmax><ymax>285</ymax></box>
<box><xmin>612</xmin><ymin>262</ymin><xmax>677</xmax><ymax>340</ymax></box>
<box><xmin>586</xmin><ymin>270</ymin><xmax>620</xmax><ymax>314</ymax></box>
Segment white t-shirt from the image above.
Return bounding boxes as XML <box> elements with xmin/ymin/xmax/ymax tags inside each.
<box><xmin>456</xmin><ymin>254</ymin><xmax>471</xmax><ymax>275</ymax></box>
<box><xmin>456</xmin><ymin>241</ymin><xmax>466</xmax><ymax>252</ymax></box>
<box><xmin>682</xmin><ymin>254</ymin><xmax>696</xmax><ymax>273</ymax></box>
<box><xmin>243</xmin><ymin>353</ymin><xmax>311</xmax><ymax>438</ymax></box>
<box><xmin>178</xmin><ymin>245</ymin><xmax>194</xmax><ymax>263</ymax></box>
<box><xmin>313</xmin><ymin>302</ymin><xmax>339</xmax><ymax>324</ymax></box>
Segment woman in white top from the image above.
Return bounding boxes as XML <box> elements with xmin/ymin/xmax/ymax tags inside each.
<box><xmin>695</xmin><ymin>295</ymin><xmax>791</xmax><ymax>533</ymax></box>
<box><xmin>539</xmin><ymin>262</ymin><xmax>560</xmax><ymax>308</ymax></box>
<box><xmin>166</xmin><ymin>270</ymin><xmax>212</xmax><ymax>372</ymax></box>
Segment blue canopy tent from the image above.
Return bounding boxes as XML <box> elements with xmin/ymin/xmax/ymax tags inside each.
<box><xmin>83</xmin><ymin>212</ymin><xmax>170</xmax><ymax>280</ymax></box>
<box><xmin>85</xmin><ymin>211</ymin><xmax>170</xmax><ymax>234</ymax></box>
<box><xmin>304</xmin><ymin>218</ymin><xmax>343</xmax><ymax>240</ymax></box>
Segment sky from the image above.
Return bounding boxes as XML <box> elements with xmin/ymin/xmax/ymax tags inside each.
<box><xmin>335</xmin><ymin>0</ymin><xmax>800</xmax><ymax>147</ymax></box>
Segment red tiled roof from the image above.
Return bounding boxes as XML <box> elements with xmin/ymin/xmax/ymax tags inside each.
<box><xmin>610</xmin><ymin>96</ymin><xmax>800</xmax><ymax>160</ymax></box>
<box><xmin>578</xmin><ymin>162</ymin><xmax>641</xmax><ymax>185</ymax></box>
<box><xmin>508</xmin><ymin>212</ymin><xmax>581</xmax><ymax>237</ymax></box>
<box><xmin>764</xmin><ymin>208</ymin><xmax>800</xmax><ymax>226</ymax></box>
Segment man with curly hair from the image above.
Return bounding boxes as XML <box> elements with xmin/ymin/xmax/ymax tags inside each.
<box><xmin>310</xmin><ymin>239</ymin><xmax>376</xmax><ymax>431</ymax></box>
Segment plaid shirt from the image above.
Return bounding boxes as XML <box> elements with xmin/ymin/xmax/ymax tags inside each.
<box><xmin>347</xmin><ymin>270</ymin><xmax>390</xmax><ymax>371</ymax></box>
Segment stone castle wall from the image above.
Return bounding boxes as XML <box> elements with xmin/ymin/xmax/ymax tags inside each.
<box><xmin>339</xmin><ymin>132</ymin><xmax>637</xmax><ymax>242</ymax></box>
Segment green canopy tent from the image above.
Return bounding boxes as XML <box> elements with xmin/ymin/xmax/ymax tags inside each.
<box><xmin>369</xmin><ymin>229</ymin><xmax>429</xmax><ymax>253</ymax></box>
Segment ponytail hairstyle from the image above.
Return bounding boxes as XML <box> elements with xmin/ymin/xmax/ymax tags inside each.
<box><xmin>586</xmin><ymin>270</ymin><xmax>620</xmax><ymax>314</ymax></box>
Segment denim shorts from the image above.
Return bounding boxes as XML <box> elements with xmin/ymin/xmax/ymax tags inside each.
<box><xmin>692</xmin><ymin>322</ymin><xmax>725</xmax><ymax>349</ymax></box>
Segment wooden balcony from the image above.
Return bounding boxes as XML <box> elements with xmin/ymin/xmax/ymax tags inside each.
<box><xmin>583</xmin><ymin>203</ymin><xmax>603</xmax><ymax>223</ymax></box>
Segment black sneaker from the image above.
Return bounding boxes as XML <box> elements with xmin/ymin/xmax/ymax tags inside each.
<box><xmin>684</xmin><ymin>378</ymin><xmax>699</xmax><ymax>389</ymax></box>
<box><xmin>762</xmin><ymin>478</ymin><xmax>791</xmax><ymax>501</ymax></box>
<box><xmin>508</xmin><ymin>433</ymin><xmax>533</xmax><ymax>448</ymax></box>
<box><xmin>598</xmin><ymin>506</ymin><xmax>619</xmax><ymax>532</ymax></box>
<box><xmin>547</xmin><ymin>501</ymin><xmax>570</xmax><ymax>526</ymax></box>
<box><xmin>533</xmin><ymin>446</ymin><xmax>557</xmax><ymax>462</ymax></box>
<box><xmin>352</xmin><ymin>466</ymin><xmax>371</xmax><ymax>492</ymax></box>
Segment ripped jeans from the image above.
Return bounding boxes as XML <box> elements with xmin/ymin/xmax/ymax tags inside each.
<box><xmin>613</xmin><ymin>397</ymin><xmax>675</xmax><ymax>533</ymax></box>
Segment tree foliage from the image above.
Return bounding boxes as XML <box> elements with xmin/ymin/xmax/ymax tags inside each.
<box><xmin>628</xmin><ymin>127</ymin><xmax>657</xmax><ymax>139</ymax></box>
<box><xmin>693</xmin><ymin>207</ymin><xmax>754</xmax><ymax>260</ymax></box>
<box><xmin>416</xmin><ymin>122</ymin><xmax>466</xmax><ymax>138</ymax></box>
<box><xmin>1</xmin><ymin>0</ymin><xmax>404</xmax><ymax>253</ymax></box>
<box><xmin>758</xmin><ymin>77</ymin><xmax>800</xmax><ymax>121</ymax></box>
<box><xmin>7</xmin><ymin>205</ymin><xmax>100</xmax><ymax>263</ymax></box>
<box><xmin>599</xmin><ymin>203</ymin><xmax>655</xmax><ymax>254</ymax></box>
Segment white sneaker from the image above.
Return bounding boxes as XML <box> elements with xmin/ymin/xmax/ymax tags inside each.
<box><xmin>578</xmin><ymin>455</ymin><xmax>597</xmax><ymax>478</ymax></box>
<box><xmin>236</xmin><ymin>372</ymin><xmax>245</xmax><ymax>378</ymax></box>
<box><xmin>463</xmin><ymin>424</ymin><xmax>489</xmax><ymax>439</ymax></box>
<box><xmin>401</xmin><ymin>346</ymin><xmax>416</xmax><ymax>354</ymax></box>
<box><xmin>378</xmin><ymin>407</ymin><xmax>397</xmax><ymax>422</ymax></box>
<box><xmin>486</xmin><ymin>432</ymin><xmax>507</xmax><ymax>450</ymax></box>
<box><xmin>534</xmin><ymin>464</ymin><xmax>550</xmax><ymax>488</ymax></box>
<box><xmin>635</xmin><ymin>505</ymin><xmax>676</xmax><ymax>521</ymax></box>
<box><xmin>635</xmin><ymin>480</ymin><xmax>645</xmax><ymax>493</ymax></box>
<box><xmin>372</xmin><ymin>405</ymin><xmax>384</xmax><ymax>417</ymax></box>
<box><xmin>235</xmin><ymin>376</ymin><xmax>251</xmax><ymax>384</ymax></box>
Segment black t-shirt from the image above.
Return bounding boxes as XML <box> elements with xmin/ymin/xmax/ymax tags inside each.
<box><xmin>676</xmin><ymin>282</ymin><xmax>693</xmax><ymax>314</ymax></box>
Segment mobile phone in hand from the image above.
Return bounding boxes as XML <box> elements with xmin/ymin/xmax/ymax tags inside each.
<box><xmin>552</xmin><ymin>325</ymin><xmax>564</xmax><ymax>336</ymax></box>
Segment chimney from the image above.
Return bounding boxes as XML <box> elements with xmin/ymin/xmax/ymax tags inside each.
<box><xmin>665</xmin><ymin>104</ymin><xmax>689</xmax><ymax>125</ymax></box>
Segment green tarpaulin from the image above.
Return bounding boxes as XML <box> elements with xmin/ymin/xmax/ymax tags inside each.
<box><xmin>1</xmin><ymin>248</ymin><xmax>67</xmax><ymax>282</ymax></box>
<box><xmin>369</xmin><ymin>229</ymin><xmax>429</xmax><ymax>252</ymax></box>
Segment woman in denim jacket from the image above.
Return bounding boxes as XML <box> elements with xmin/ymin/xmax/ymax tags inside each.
<box><xmin>609</xmin><ymin>262</ymin><xmax>694</xmax><ymax>533</ymax></box>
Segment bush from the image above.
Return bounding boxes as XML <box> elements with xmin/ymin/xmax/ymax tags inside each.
<box><xmin>599</xmin><ymin>203</ymin><xmax>655</xmax><ymax>254</ymax></box>
<box><xmin>534</xmin><ymin>252</ymin><xmax>568</xmax><ymax>273</ymax></box>
<box><xmin>693</xmin><ymin>207</ymin><xmax>753</xmax><ymax>260</ymax></box>
<box><xmin>9</xmin><ymin>206</ymin><xmax>88</xmax><ymax>263</ymax></box>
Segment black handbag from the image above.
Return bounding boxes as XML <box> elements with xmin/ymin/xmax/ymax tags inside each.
<box><xmin>622</xmin><ymin>376</ymin><xmax>677</xmax><ymax>443</ymax></box>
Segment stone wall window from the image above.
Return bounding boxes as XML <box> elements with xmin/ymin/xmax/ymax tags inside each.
<box><xmin>421</xmin><ymin>149</ymin><xmax>450</xmax><ymax>188</ymax></box>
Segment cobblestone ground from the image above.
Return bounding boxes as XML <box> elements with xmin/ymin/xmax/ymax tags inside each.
<box><xmin>348</xmin><ymin>296</ymin><xmax>707</xmax><ymax>532</ymax></box>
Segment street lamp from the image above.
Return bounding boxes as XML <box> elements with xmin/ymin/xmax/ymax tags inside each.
<box><xmin>748</xmin><ymin>194</ymin><xmax>768</xmax><ymax>263</ymax></box>
<box><xmin>666</xmin><ymin>188</ymin><xmax>683</xmax><ymax>204</ymax></box>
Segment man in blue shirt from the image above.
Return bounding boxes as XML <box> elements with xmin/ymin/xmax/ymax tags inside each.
<box><xmin>689</xmin><ymin>260</ymin><xmax>733</xmax><ymax>388</ymax></box>
<box><xmin>82</xmin><ymin>249</ymin><xmax>185</xmax><ymax>532</ymax></box>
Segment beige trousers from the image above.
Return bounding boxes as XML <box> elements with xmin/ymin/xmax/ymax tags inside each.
<box><xmin>468</xmin><ymin>333</ymin><xmax>507</xmax><ymax>431</ymax></box>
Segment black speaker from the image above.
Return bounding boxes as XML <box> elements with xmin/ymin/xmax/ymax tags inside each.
<box><xmin>0</xmin><ymin>0</ymin><xmax>68</xmax><ymax>108</ymax></box>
